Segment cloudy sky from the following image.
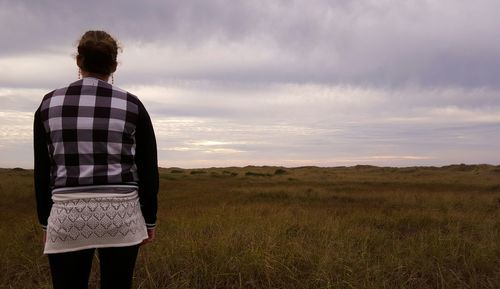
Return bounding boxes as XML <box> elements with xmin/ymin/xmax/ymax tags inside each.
<box><xmin>1</xmin><ymin>0</ymin><xmax>499</xmax><ymax>168</ymax></box>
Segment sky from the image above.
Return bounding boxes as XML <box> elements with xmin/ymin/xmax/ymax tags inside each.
<box><xmin>1</xmin><ymin>0</ymin><xmax>500</xmax><ymax>168</ymax></box>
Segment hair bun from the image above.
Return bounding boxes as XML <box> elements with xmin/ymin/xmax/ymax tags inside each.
<box><xmin>77</xmin><ymin>31</ymin><xmax>119</xmax><ymax>75</ymax></box>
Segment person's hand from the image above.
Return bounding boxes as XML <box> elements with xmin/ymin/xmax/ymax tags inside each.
<box><xmin>141</xmin><ymin>228</ymin><xmax>156</xmax><ymax>245</ymax></box>
<box><xmin>43</xmin><ymin>231</ymin><xmax>47</xmax><ymax>244</ymax></box>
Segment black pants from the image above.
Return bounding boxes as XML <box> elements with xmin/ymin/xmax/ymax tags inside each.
<box><xmin>47</xmin><ymin>245</ymin><xmax>140</xmax><ymax>289</ymax></box>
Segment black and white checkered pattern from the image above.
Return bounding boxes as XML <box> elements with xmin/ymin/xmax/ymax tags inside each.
<box><xmin>39</xmin><ymin>78</ymin><xmax>140</xmax><ymax>190</ymax></box>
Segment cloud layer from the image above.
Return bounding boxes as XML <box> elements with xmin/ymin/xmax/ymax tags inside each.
<box><xmin>1</xmin><ymin>0</ymin><xmax>499</xmax><ymax>168</ymax></box>
<box><xmin>3</xmin><ymin>0</ymin><xmax>500</xmax><ymax>87</ymax></box>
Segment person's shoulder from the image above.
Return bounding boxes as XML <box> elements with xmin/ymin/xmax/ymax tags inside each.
<box><xmin>111</xmin><ymin>84</ymin><xmax>143</xmax><ymax>105</ymax></box>
<box><xmin>112</xmin><ymin>84</ymin><xmax>134</xmax><ymax>98</ymax></box>
<box><xmin>44</xmin><ymin>80</ymin><xmax>84</xmax><ymax>98</ymax></box>
<box><xmin>38</xmin><ymin>80</ymin><xmax>84</xmax><ymax>111</ymax></box>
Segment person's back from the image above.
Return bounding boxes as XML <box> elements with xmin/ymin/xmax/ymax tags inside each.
<box><xmin>39</xmin><ymin>78</ymin><xmax>140</xmax><ymax>188</ymax></box>
<box><xmin>33</xmin><ymin>30</ymin><xmax>159</xmax><ymax>289</ymax></box>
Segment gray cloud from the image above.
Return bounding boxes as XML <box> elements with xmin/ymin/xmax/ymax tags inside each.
<box><xmin>1</xmin><ymin>0</ymin><xmax>500</xmax><ymax>87</ymax></box>
<box><xmin>1</xmin><ymin>0</ymin><xmax>500</xmax><ymax>168</ymax></box>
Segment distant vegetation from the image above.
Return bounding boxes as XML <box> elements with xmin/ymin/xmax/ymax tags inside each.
<box><xmin>1</xmin><ymin>164</ymin><xmax>499</xmax><ymax>289</ymax></box>
<box><xmin>245</xmin><ymin>171</ymin><xmax>272</xmax><ymax>177</ymax></box>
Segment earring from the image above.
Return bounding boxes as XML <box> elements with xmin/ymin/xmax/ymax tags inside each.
<box><xmin>78</xmin><ymin>69</ymin><xmax>81</xmax><ymax>79</ymax></box>
<box><xmin>111</xmin><ymin>74</ymin><xmax>114</xmax><ymax>84</ymax></box>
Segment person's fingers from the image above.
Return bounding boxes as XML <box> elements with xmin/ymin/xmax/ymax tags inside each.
<box><xmin>140</xmin><ymin>229</ymin><xmax>156</xmax><ymax>245</ymax></box>
<box><xmin>148</xmin><ymin>229</ymin><xmax>156</xmax><ymax>241</ymax></box>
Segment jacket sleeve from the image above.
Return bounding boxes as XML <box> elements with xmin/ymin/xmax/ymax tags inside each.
<box><xmin>135</xmin><ymin>101</ymin><xmax>159</xmax><ymax>229</ymax></box>
<box><xmin>33</xmin><ymin>108</ymin><xmax>53</xmax><ymax>231</ymax></box>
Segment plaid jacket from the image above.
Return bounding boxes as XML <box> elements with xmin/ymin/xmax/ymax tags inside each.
<box><xmin>34</xmin><ymin>77</ymin><xmax>159</xmax><ymax>229</ymax></box>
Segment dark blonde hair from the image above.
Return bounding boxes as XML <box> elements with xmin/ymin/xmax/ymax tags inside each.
<box><xmin>77</xmin><ymin>30</ymin><xmax>120</xmax><ymax>75</ymax></box>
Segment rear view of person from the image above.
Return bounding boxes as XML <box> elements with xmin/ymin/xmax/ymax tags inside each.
<box><xmin>33</xmin><ymin>30</ymin><xmax>159</xmax><ymax>289</ymax></box>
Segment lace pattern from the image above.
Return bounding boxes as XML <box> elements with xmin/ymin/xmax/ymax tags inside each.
<box><xmin>44</xmin><ymin>195</ymin><xmax>148</xmax><ymax>254</ymax></box>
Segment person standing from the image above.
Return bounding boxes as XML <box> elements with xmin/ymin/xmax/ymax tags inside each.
<box><xmin>33</xmin><ymin>30</ymin><xmax>159</xmax><ymax>289</ymax></box>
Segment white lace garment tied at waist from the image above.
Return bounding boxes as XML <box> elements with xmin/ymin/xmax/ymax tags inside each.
<box><xmin>44</xmin><ymin>190</ymin><xmax>148</xmax><ymax>254</ymax></box>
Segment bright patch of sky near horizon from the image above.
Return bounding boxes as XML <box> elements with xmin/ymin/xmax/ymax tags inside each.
<box><xmin>1</xmin><ymin>0</ymin><xmax>499</xmax><ymax>168</ymax></box>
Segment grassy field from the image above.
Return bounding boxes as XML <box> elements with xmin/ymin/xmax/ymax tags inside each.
<box><xmin>0</xmin><ymin>165</ymin><xmax>499</xmax><ymax>289</ymax></box>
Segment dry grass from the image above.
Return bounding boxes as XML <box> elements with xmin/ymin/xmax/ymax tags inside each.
<box><xmin>0</xmin><ymin>165</ymin><xmax>499</xmax><ymax>289</ymax></box>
